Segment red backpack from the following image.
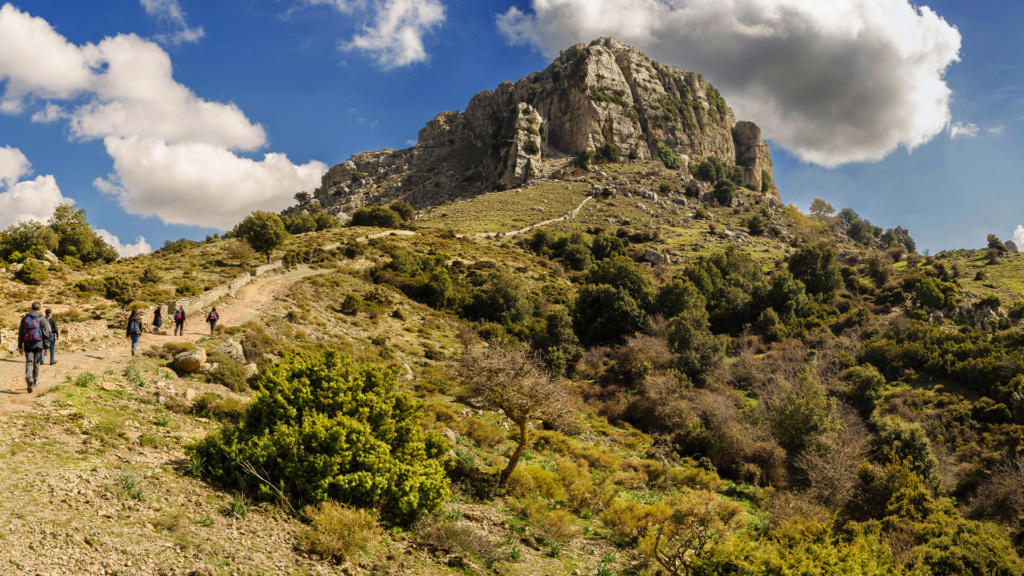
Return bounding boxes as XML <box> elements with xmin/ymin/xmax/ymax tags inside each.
<box><xmin>175</xmin><ymin>310</ymin><xmax>184</xmax><ymax>321</ymax></box>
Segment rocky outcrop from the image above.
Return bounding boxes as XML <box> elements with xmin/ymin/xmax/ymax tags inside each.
<box><xmin>1005</xmin><ymin>240</ymin><xmax>1018</xmax><ymax>253</ymax></box>
<box><xmin>308</xmin><ymin>37</ymin><xmax>782</xmax><ymax>217</ymax></box>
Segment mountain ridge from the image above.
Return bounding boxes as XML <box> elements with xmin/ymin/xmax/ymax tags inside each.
<box><xmin>306</xmin><ymin>37</ymin><xmax>780</xmax><ymax>219</ymax></box>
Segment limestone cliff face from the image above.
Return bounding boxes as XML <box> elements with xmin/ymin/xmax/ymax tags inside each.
<box><xmin>312</xmin><ymin>37</ymin><xmax>781</xmax><ymax>217</ymax></box>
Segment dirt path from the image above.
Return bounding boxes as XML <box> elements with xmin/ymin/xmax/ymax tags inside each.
<box><xmin>0</xmin><ymin>266</ymin><xmax>325</xmax><ymax>413</ymax></box>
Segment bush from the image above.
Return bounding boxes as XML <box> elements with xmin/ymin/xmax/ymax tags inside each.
<box><xmin>788</xmin><ymin>244</ymin><xmax>842</xmax><ymax>296</ymax></box>
<box><xmin>350</xmin><ymin>205</ymin><xmax>402</xmax><ymax>229</ymax></box>
<box><xmin>658</xmin><ymin>145</ymin><xmax>683</xmax><ymax>170</ymax></box>
<box><xmin>873</xmin><ymin>416</ymin><xmax>940</xmax><ymax>489</ymax></box>
<box><xmin>576</xmin><ymin>149</ymin><xmax>594</xmax><ymax>171</ymax></box>
<box><xmin>207</xmin><ymin>351</ymin><xmax>250</xmax><ymax>393</ymax></box>
<box><xmin>596</xmin><ymin>142</ymin><xmax>620</xmax><ymax>162</ymax></box>
<box><xmin>523</xmin><ymin>139</ymin><xmax>541</xmax><ymax>155</ymax></box>
<box><xmin>192</xmin><ymin>393</ymin><xmax>248</xmax><ymax>423</ymax></box>
<box><xmin>188</xmin><ymin>350</ymin><xmax>451</xmax><ymax>525</ymax></box>
<box><xmin>297</xmin><ymin>501</ymin><xmax>380</xmax><ymax>563</ymax></box>
<box><xmin>766</xmin><ymin>369</ymin><xmax>838</xmax><ymax>456</ymax></box>
<box><xmin>747</xmin><ymin>214</ymin><xmax>765</xmax><ymax>236</ymax></box>
<box><xmin>14</xmin><ymin>259</ymin><xmax>48</xmax><ymax>285</ymax></box>
<box><xmin>713</xmin><ymin>179</ymin><xmax>735</xmax><ymax>205</ymax></box>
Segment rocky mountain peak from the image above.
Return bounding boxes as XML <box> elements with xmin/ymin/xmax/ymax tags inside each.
<box><xmin>310</xmin><ymin>38</ymin><xmax>781</xmax><ymax>218</ymax></box>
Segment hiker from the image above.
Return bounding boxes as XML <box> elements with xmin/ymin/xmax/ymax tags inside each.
<box><xmin>18</xmin><ymin>301</ymin><xmax>53</xmax><ymax>393</ymax></box>
<box><xmin>153</xmin><ymin>305</ymin><xmax>163</xmax><ymax>334</ymax></box>
<box><xmin>44</xmin><ymin>308</ymin><xmax>58</xmax><ymax>365</ymax></box>
<box><xmin>126</xmin><ymin>310</ymin><xmax>143</xmax><ymax>356</ymax></box>
<box><xmin>173</xmin><ymin>306</ymin><xmax>186</xmax><ymax>336</ymax></box>
<box><xmin>207</xmin><ymin>307</ymin><xmax>219</xmax><ymax>334</ymax></box>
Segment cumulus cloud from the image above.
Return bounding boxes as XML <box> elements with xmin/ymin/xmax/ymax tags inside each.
<box><xmin>497</xmin><ymin>0</ymin><xmax>962</xmax><ymax>168</ymax></box>
<box><xmin>1014</xmin><ymin>225</ymin><xmax>1024</xmax><ymax>249</ymax></box>
<box><xmin>306</xmin><ymin>0</ymin><xmax>445</xmax><ymax>68</ymax></box>
<box><xmin>97</xmin><ymin>136</ymin><xmax>327</xmax><ymax>229</ymax></box>
<box><xmin>95</xmin><ymin>228</ymin><xmax>152</xmax><ymax>257</ymax></box>
<box><xmin>0</xmin><ymin>4</ymin><xmax>326</xmax><ymax>230</ymax></box>
<box><xmin>0</xmin><ymin>3</ymin><xmax>92</xmax><ymax>113</ymax></box>
<box><xmin>948</xmin><ymin>122</ymin><xmax>979</xmax><ymax>139</ymax></box>
<box><xmin>140</xmin><ymin>0</ymin><xmax>205</xmax><ymax>45</ymax></box>
<box><xmin>0</xmin><ymin>146</ymin><xmax>75</xmax><ymax>229</ymax></box>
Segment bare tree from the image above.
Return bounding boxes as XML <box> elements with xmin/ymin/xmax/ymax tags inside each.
<box><xmin>227</xmin><ymin>239</ymin><xmax>258</xmax><ymax>273</ymax></box>
<box><xmin>454</xmin><ymin>342</ymin><xmax>576</xmax><ymax>490</ymax></box>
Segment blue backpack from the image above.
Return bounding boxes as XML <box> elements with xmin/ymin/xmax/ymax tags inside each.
<box><xmin>21</xmin><ymin>315</ymin><xmax>43</xmax><ymax>346</ymax></box>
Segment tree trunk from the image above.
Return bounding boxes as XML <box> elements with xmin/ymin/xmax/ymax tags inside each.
<box><xmin>498</xmin><ymin>419</ymin><xmax>529</xmax><ymax>491</ymax></box>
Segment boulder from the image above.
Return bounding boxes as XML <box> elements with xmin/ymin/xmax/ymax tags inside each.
<box><xmin>1005</xmin><ymin>240</ymin><xmax>1018</xmax><ymax>253</ymax></box>
<box><xmin>242</xmin><ymin>363</ymin><xmax>258</xmax><ymax>381</ymax></box>
<box><xmin>643</xmin><ymin>249</ymin><xmax>671</xmax><ymax>266</ymax></box>
<box><xmin>217</xmin><ymin>341</ymin><xmax>245</xmax><ymax>363</ymax></box>
<box><xmin>170</xmin><ymin>348</ymin><xmax>206</xmax><ymax>373</ymax></box>
<box><xmin>42</xmin><ymin>250</ymin><xmax>59</xmax><ymax>265</ymax></box>
<box><xmin>157</xmin><ymin>367</ymin><xmax>178</xmax><ymax>380</ymax></box>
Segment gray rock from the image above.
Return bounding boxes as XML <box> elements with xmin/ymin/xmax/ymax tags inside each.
<box><xmin>170</xmin><ymin>348</ymin><xmax>206</xmax><ymax>373</ymax></box>
<box><xmin>1005</xmin><ymin>240</ymin><xmax>1018</xmax><ymax>253</ymax></box>
<box><xmin>643</xmin><ymin>249</ymin><xmax>671</xmax><ymax>266</ymax></box>
<box><xmin>217</xmin><ymin>341</ymin><xmax>245</xmax><ymax>363</ymax></box>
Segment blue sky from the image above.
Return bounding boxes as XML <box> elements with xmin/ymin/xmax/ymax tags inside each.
<box><xmin>0</xmin><ymin>0</ymin><xmax>1020</xmax><ymax>255</ymax></box>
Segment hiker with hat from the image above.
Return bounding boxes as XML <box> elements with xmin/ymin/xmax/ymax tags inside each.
<box><xmin>18</xmin><ymin>301</ymin><xmax>53</xmax><ymax>393</ymax></box>
<box><xmin>44</xmin><ymin>308</ymin><xmax>58</xmax><ymax>365</ymax></box>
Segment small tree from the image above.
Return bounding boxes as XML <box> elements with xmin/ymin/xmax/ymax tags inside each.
<box><xmin>227</xmin><ymin>239</ymin><xmax>258</xmax><ymax>272</ymax></box>
<box><xmin>294</xmin><ymin>191</ymin><xmax>311</xmax><ymax>205</ymax></box>
<box><xmin>641</xmin><ymin>493</ymin><xmax>744</xmax><ymax>576</ymax></box>
<box><xmin>809</xmin><ymin>198</ymin><xmax>835</xmax><ymax>220</ymax></box>
<box><xmin>104</xmin><ymin>275</ymin><xmax>140</xmax><ymax>311</ymax></box>
<box><xmin>658</xmin><ymin>145</ymin><xmax>683</xmax><ymax>170</ymax></box>
<box><xmin>454</xmin><ymin>342</ymin><xmax>576</xmax><ymax>491</ymax></box>
<box><xmin>235</xmin><ymin>211</ymin><xmax>288</xmax><ymax>263</ymax></box>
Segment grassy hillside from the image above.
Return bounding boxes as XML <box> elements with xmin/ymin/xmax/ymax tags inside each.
<box><xmin>1</xmin><ymin>158</ymin><xmax>1023</xmax><ymax>575</ymax></box>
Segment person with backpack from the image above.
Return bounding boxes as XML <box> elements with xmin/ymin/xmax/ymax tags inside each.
<box><xmin>207</xmin><ymin>307</ymin><xmax>219</xmax><ymax>334</ymax></box>
<box><xmin>173</xmin><ymin>306</ymin><xmax>186</xmax><ymax>336</ymax></box>
<box><xmin>153</xmin><ymin>306</ymin><xmax>163</xmax><ymax>334</ymax></box>
<box><xmin>18</xmin><ymin>301</ymin><xmax>53</xmax><ymax>393</ymax></box>
<box><xmin>126</xmin><ymin>309</ymin><xmax>143</xmax><ymax>356</ymax></box>
<box><xmin>44</xmin><ymin>308</ymin><xmax>58</xmax><ymax>365</ymax></box>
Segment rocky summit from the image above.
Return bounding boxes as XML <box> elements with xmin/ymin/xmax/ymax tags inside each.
<box><xmin>308</xmin><ymin>37</ymin><xmax>780</xmax><ymax>219</ymax></box>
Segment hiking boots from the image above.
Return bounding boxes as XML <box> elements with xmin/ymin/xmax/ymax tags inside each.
<box><xmin>26</xmin><ymin>381</ymin><xmax>34</xmax><ymax>393</ymax></box>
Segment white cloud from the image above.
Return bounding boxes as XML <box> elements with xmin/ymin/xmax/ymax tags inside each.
<box><xmin>0</xmin><ymin>4</ymin><xmax>327</xmax><ymax>230</ymax></box>
<box><xmin>1014</xmin><ymin>225</ymin><xmax>1024</xmax><ymax>249</ymax></box>
<box><xmin>0</xmin><ymin>146</ymin><xmax>75</xmax><ymax>229</ymax></box>
<box><xmin>948</xmin><ymin>122</ymin><xmax>979</xmax><ymax>139</ymax></box>
<box><xmin>988</xmin><ymin>126</ymin><xmax>1005</xmax><ymax>135</ymax></box>
<box><xmin>0</xmin><ymin>3</ymin><xmax>92</xmax><ymax>113</ymax></box>
<box><xmin>30</xmin><ymin>103</ymin><xmax>65</xmax><ymax>123</ymax></box>
<box><xmin>95</xmin><ymin>228</ymin><xmax>152</xmax><ymax>257</ymax></box>
<box><xmin>97</xmin><ymin>136</ymin><xmax>327</xmax><ymax>229</ymax></box>
<box><xmin>140</xmin><ymin>0</ymin><xmax>205</xmax><ymax>45</ymax></box>
<box><xmin>306</xmin><ymin>0</ymin><xmax>445</xmax><ymax>68</ymax></box>
<box><xmin>496</xmin><ymin>0</ymin><xmax>962</xmax><ymax>168</ymax></box>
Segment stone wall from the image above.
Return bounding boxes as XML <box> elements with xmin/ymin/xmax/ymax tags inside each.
<box><xmin>2</xmin><ymin>319</ymin><xmax>110</xmax><ymax>353</ymax></box>
<box><xmin>253</xmin><ymin>261</ymin><xmax>283</xmax><ymax>276</ymax></box>
<box><xmin>166</xmin><ymin>260</ymin><xmax>283</xmax><ymax>316</ymax></box>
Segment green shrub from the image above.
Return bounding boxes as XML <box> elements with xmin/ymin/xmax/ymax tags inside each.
<box><xmin>15</xmin><ymin>259</ymin><xmax>49</xmax><ymax>285</ymax></box>
<box><xmin>873</xmin><ymin>416</ymin><xmax>940</xmax><ymax>489</ymax></box>
<box><xmin>747</xmin><ymin>214</ymin><xmax>765</xmax><ymax>236</ymax></box>
<box><xmin>577</xmin><ymin>149</ymin><xmax>594</xmax><ymax>171</ymax></box>
<box><xmin>761</xmin><ymin>170</ymin><xmax>773</xmax><ymax>192</ymax></box>
<box><xmin>207</xmin><ymin>351</ymin><xmax>250</xmax><ymax>393</ymax></box>
<box><xmin>658</xmin><ymin>145</ymin><xmax>683</xmax><ymax>169</ymax></box>
<box><xmin>188</xmin><ymin>350</ymin><xmax>451</xmax><ymax>525</ymax></box>
<box><xmin>597</xmin><ymin>142</ymin><xmax>620</xmax><ymax>162</ymax></box>
<box><xmin>350</xmin><ymin>205</ymin><xmax>402</xmax><ymax>229</ymax></box>
<box><xmin>767</xmin><ymin>369</ymin><xmax>838</xmax><ymax>456</ymax></box>
<box><xmin>523</xmin><ymin>139</ymin><xmax>541</xmax><ymax>155</ymax></box>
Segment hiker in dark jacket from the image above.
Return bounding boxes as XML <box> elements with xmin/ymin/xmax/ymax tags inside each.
<box><xmin>207</xmin><ymin>307</ymin><xmax>219</xmax><ymax>334</ymax></box>
<box><xmin>18</xmin><ymin>301</ymin><xmax>53</xmax><ymax>393</ymax></box>
<box><xmin>153</xmin><ymin>306</ymin><xmax>163</xmax><ymax>334</ymax></box>
<box><xmin>173</xmin><ymin>306</ymin><xmax>186</xmax><ymax>336</ymax></box>
<box><xmin>126</xmin><ymin>310</ymin><xmax>143</xmax><ymax>356</ymax></box>
<box><xmin>44</xmin><ymin>308</ymin><xmax>58</xmax><ymax>365</ymax></box>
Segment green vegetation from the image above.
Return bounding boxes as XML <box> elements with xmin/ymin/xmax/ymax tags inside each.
<box><xmin>234</xmin><ymin>210</ymin><xmax>288</xmax><ymax>263</ymax></box>
<box><xmin>189</xmin><ymin>350</ymin><xmax>451</xmax><ymax>525</ymax></box>
<box><xmin>658</xmin><ymin>145</ymin><xmax>684</xmax><ymax>169</ymax></box>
